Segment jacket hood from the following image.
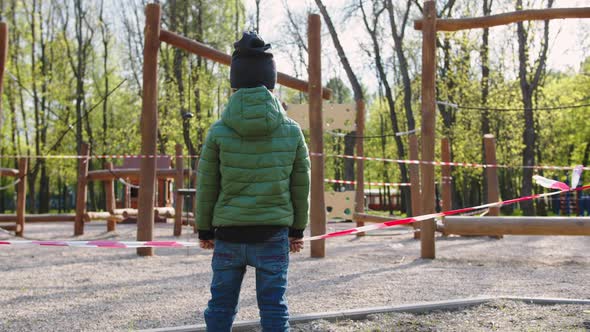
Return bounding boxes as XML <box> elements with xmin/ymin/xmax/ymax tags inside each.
<box><xmin>222</xmin><ymin>86</ymin><xmax>285</xmax><ymax>137</ymax></box>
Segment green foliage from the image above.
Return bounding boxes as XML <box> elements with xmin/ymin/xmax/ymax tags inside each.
<box><xmin>0</xmin><ymin>0</ymin><xmax>588</xmax><ymax>214</ymax></box>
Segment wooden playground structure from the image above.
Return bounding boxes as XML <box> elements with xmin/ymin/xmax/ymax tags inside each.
<box><xmin>1</xmin><ymin>2</ymin><xmax>590</xmax><ymax>260</ymax></box>
<box><xmin>413</xmin><ymin>2</ymin><xmax>590</xmax><ymax>258</ymax></box>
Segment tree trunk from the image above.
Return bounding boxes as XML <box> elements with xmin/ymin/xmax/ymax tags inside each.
<box><xmin>516</xmin><ymin>0</ymin><xmax>553</xmax><ymax>215</ymax></box>
<box><xmin>359</xmin><ymin>1</ymin><xmax>409</xmax><ymax>213</ymax></box>
<box><xmin>386</xmin><ymin>0</ymin><xmax>415</xmax><ymax>131</ymax></box>
<box><xmin>315</xmin><ymin>0</ymin><xmax>364</xmax><ymax>192</ymax></box>
<box><xmin>480</xmin><ymin>0</ymin><xmax>492</xmax><ymax>204</ymax></box>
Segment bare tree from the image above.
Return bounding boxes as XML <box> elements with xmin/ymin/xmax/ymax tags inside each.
<box><xmin>99</xmin><ymin>0</ymin><xmax>111</xmax><ymax>151</ymax></box>
<box><xmin>359</xmin><ymin>0</ymin><xmax>411</xmax><ymax>213</ymax></box>
<box><xmin>282</xmin><ymin>1</ymin><xmax>308</xmax><ymax>102</ymax></box>
<box><xmin>61</xmin><ymin>0</ymin><xmax>97</xmax><ymax>209</ymax></box>
<box><xmin>480</xmin><ymin>0</ymin><xmax>493</xmax><ymax>204</ymax></box>
<box><xmin>255</xmin><ymin>0</ymin><xmax>262</xmax><ymax>32</ymax></box>
<box><xmin>516</xmin><ymin>0</ymin><xmax>553</xmax><ymax>216</ymax></box>
<box><xmin>315</xmin><ymin>0</ymin><xmax>364</xmax><ymax>189</ymax></box>
<box><xmin>385</xmin><ymin>0</ymin><xmax>415</xmax><ymax>132</ymax></box>
<box><xmin>121</xmin><ymin>1</ymin><xmax>144</xmax><ymax>96</ymax></box>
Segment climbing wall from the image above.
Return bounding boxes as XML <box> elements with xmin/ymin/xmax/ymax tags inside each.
<box><xmin>324</xmin><ymin>191</ymin><xmax>355</xmax><ymax>220</ymax></box>
<box><xmin>285</xmin><ymin>103</ymin><xmax>356</xmax><ymax>131</ymax></box>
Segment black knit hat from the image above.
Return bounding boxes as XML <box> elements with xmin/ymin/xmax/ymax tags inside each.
<box><xmin>230</xmin><ymin>31</ymin><xmax>276</xmax><ymax>90</ymax></box>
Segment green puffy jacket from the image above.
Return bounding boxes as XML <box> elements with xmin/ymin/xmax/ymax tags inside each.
<box><xmin>196</xmin><ymin>86</ymin><xmax>310</xmax><ymax>235</ymax></box>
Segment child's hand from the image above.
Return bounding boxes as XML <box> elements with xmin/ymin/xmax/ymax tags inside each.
<box><xmin>289</xmin><ymin>237</ymin><xmax>304</xmax><ymax>253</ymax></box>
<box><xmin>199</xmin><ymin>240</ymin><xmax>215</xmax><ymax>250</ymax></box>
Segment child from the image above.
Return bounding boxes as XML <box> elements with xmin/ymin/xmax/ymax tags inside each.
<box><xmin>196</xmin><ymin>31</ymin><xmax>310</xmax><ymax>332</ymax></box>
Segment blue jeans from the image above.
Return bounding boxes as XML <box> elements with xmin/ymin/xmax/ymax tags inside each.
<box><xmin>204</xmin><ymin>228</ymin><xmax>290</xmax><ymax>332</ymax></box>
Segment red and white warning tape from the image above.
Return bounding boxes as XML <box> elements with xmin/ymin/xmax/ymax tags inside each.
<box><xmin>303</xmin><ymin>184</ymin><xmax>590</xmax><ymax>241</ymax></box>
<box><xmin>0</xmin><ymin>154</ymin><xmax>200</xmax><ymax>159</ymax></box>
<box><xmin>0</xmin><ymin>172</ymin><xmax>586</xmax><ymax>248</ymax></box>
<box><xmin>324</xmin><ymin>178</ymin><xmax>411</xmax><ymax>187</ymax></box>
<box><xmin>302</xmin><ymin>166</ymin><xmax>586</xmax><ymax>241</ymax></box>
<box><xmin>0</xmin><ymin>152</ymin><xmax>586</xmax><ymax>171</ymax></box>
<box><xmin>0</xmin><ymin>240</ymin><xmax>197</xmax><ymax>249</ymax></box>
<box><xmin>313</xmin><ymin>153</ymin><xmax>590</xmax><ymax>171</ymax></box>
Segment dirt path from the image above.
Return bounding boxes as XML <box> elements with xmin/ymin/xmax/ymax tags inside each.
<box><xmin>1</xmin><ymin>221</ymin><xmax>588</xmax><ymax>331</ymax></box>
<box><xmin>289</xmin><ymin>300</ymin><xmax>590</xmax><ymax>331</ymax></box>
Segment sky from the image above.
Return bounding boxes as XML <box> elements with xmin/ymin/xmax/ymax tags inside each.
<box><xmin>243</xmin><ymin>0</ymin><xmax>590</xmax><ymax>93</ymax></box>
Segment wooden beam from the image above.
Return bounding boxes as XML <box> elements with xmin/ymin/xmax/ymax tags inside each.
<box><xmin>87</xmin><ymin>168</ymin><xmax>194</xmax><ymax>181</ymax></box>
<box><xmin>0</xmin><ymin>168</ymin><xmax>19</xmax><ymax>177</ymax></box>
<box><xmin>104</xmin><ymin>162</ymin><xmax>116</xmax><ymax>231</ymax></box>
<box><xmin>123</xmin><ymin>209</ymin><xmax>139</xmax><ymax>218</ymax></box>
<box><xmin>137</xmin><ymin>3</ymin><xmax>161</xmax><ymax>256</ymax></box>
<box><xmin>173</xmin><ymin>144</ymin><xmax>183</xmax><ymax>236</ymax></box>
<box><xmin>353</xmin><ymin>213</ymin><xmax>407</xmax><ymax>225</ymax></box>
<box><xmin>0</xmin><ymin>214</ymin><xmax>76</xmax><ymax>222</ymax></box>
<box><xmin>104</xmin><ymin>162</ymin><xmax>116</xmax><ymax>213</ymax></box>
<box><xmin>154</xmin><ymin>207</ymin><xmax>175</xmax><ymax>217</ymax></box>
<box><xmin>444</xmin><ymin>216</ymin><xmax>590</xmax><ymax>236</ymax></box>
<box><xmin>415</xmin><ymin>7</ymin><xmax>590</xmax><ymax>32</ymax></box>
<box><xmin>74</xmin><ymin>143</ymin><xmax>89</xmax><ymax>236</ymax></box>
<box><xmin>113</xmin><ymin>208</ymin><xmax>137</xmax><ymax>216</ymax></box>
<box><xmin>308</xmin><ymin>14</ymin><xmax>326</xmax><ymax>258</ymax></box>
<box><xmin>355</xmin><ymin>99</ymin><xmax>365</xmax><ymax>237</ymax></box>
<box><xmin>159</xmin><ymin>29</ymin><xmax>333</xmax><ymax>100</ymax></box>
<box><xmin>15</xmin><ymin>158</ymin><xmax>27</xmax><ymax>236</ymax></box>
<box><xmin>420</xmin><ymin>1</ymin><xmax>437</xmax><ymax>259</ymax></box>
<box><xmin>83</xmin><ymin>211</ymin><xmax>111</xmax><ymax>222</ymax></box>
<box><xmin>408</xmin><ymin>134</ymin><xmax>421</xmax><ymax>239</ymax></box>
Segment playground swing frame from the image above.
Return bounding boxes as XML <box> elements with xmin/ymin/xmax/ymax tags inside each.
<box><xmin>414</xmin><ymin>1</ymin><xmax>590</xmax><ymax>259</ymax></box>
<box><xmin>137</xmin><ymin>4</ymin><xmax>369</xmax><ymax>257</ymax></box>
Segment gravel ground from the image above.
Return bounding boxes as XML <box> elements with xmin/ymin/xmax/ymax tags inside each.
<box><xmin>0</xmin><ymin>221</ymin><xmax>589</xmax><ymax>331</ymax></box>
<box><xmin>289</xmin><ymin>300</ymin><xmax>590</xmax><ymax>331</ymax></box>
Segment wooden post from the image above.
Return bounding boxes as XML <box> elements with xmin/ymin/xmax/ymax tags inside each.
<box><xmin>15</xmin><ymin>158</ymin><xmax>27</xmax><ymax>237</ymax></box>
<box><xmin>191</xmin><ymin>174</ymin><xmax>197</xmax><ymax>234</ymax></box>
<box><xmin>137</xmin><ymin>3</ymin><xmax>161</xmax><ymax>256</ymax></box>
<box><xmin>355</xmin><ymin>99</ymin><xmax>365</xmax><ymax>236</ymax></box>
<box><xmin>444</xmin><ymin>216</ymin><xmax>590</xmax><ymax>236</ymax></box>
<box><xmin>158</xmin><ymin>29</ymin><xmax>333</xmax><ymax>100</ymax></box>
<box><xmin>74</xmin><ymin>143</ymin><xmax>90</xmax><ymax>236</ymax></box>
<box><xmin>441</xmin><ymin>138</ymin><xmax>452</xmax><ymax>212</ymax></box>
<box><xmin>420</xmin><ymin>1</ymin><xmax>437</xmax><ymax>259</ymax></box>
<box><xmin>441</xmin><ymin>137</ymin><xmax>452</xmax><ymax>236</ymax></box>
<box><xmin>0</xmin><ymin>22</ymin><xmax>8</xmax><ymax>132</ymax></box>
<box><xmin>414</xmin><ymin>7</ymin><xmax>590</xmax><ymax>32</ymax></box>
<box><xmin>104</xmin><ymin>162</ymin><xmax>116</xmax><ymax>232</ymax></box>
<box><xmin>308</xmin><ymin>14</ymin><xmax>326</xmax><ymax>258</ymax></box>
<box><xmin>409</xmin><ymin>134</ymin><xmax>421</xmax><ymax>239</ymax></box>
<box><xmin>124</xmin><ymin>181</ymin><xmax>131</xmax><ymax>208</ymax></box>
<box><xmin>484</xmin><ymin>134</ymin><xmax>502</xmax><ymax>238</ymax></box>
<box><xmin>174</xmin><ymin>144</ymin><xmax>184</xmax><ymax>236</ymax></box>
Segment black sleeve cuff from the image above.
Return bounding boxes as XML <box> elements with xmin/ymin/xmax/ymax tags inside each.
<box><xmin>289</xmin><ymin>228</ymin><xmax>304</xmax><ymax>238</ymax></box>
<box><xmin>198</xmin><ymin>230</ymin><xmax>215</xmax><ymax>240</ymax></box>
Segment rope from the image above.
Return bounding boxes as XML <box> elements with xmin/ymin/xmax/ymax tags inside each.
<box><xmin>117</xmin><ymin>177</ymin><xmax>140</xmax><ymax>189</ymax></box>
<box><xmin>437</xmin><ymin>100</ymin><xmax>590</xmax><ymax>112</ymax></box>
<box><xmin>0</xmin><ymin>154</ymin><xmax>200</xmax><ymax>159</ymax></box>
<box><xmin>319</xmin><ymin>153</ymin><xmax>589</xmax><ymax>171</ymax></box>
<box><xmin>326</xmin><ymin>128</ymin><xmax>419</xmax><ymax>139</ymax></box>
<box><xmin>0</xmin><ymin>178</ymin><xmax>21</xmax><ymax>191</ymax></box>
